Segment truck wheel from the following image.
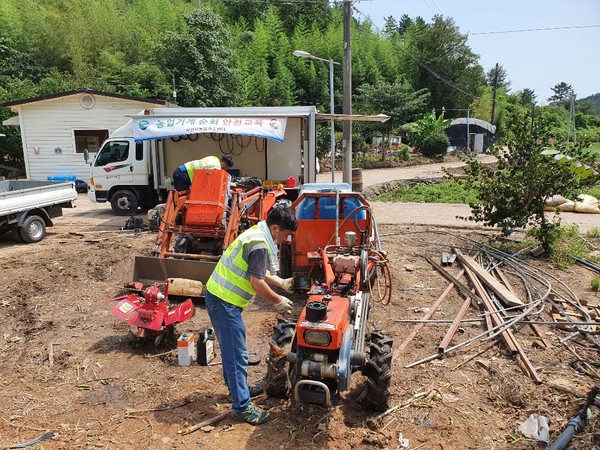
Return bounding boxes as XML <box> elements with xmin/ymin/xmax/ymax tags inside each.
<box><xmin>19</xmin><ymin>215</ymin><xmax>46</xmax><ymax>243</ymax></box>
<box><xmin>362</xmin><ymin>331</ymin><xmax>393</xmax><ymax>411</ymax></box>
<box><xmin>265</xmin><ymin>319</ymin><xmax>296</xmax><ymax>398</ymax></box>
<box><xmin>111</xmin><ymin>190</ymin><xmax>139</xmax><ymax>215</ymax></box>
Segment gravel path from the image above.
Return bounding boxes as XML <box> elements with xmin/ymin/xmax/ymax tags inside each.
<box><xmin>316</xmin><ymin>155</ymin><xmax>599</xmax><ymax>232</ymax></box>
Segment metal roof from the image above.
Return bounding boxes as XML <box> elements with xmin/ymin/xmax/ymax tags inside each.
<box><xmin>451</xmin><ymin>118</ymin><xmax>496</xmax><ymax>134</ymax></box>
<box><xmin>1</xmin><ymin>88</ymin><xmax>172</xmax><ymax>108</ymax></box>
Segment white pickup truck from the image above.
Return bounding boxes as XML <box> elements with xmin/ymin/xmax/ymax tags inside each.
<box><xmin>0</xmin><ymin>180</ymin><xmax>77</xmax><ymax>243</ymax></box>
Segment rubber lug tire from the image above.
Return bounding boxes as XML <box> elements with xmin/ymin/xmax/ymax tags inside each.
<box><xmin>362</xmin><ymin>331</ymin><xmax>393</xmax><ymax>411</ymax></box>
<box><xmin>264</xmin><ymin>319</ymin><xmax>296</xmax><ymax>398</ymax></box>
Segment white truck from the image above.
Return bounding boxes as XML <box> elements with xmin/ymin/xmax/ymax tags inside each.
<box><xmin>85</xmin><ymin>106</ymin><xmax>322</xmax><ymax>215</ymax></box>
<box><xmin>0</xmin><ymin>180</ymin><xmax>77</xmax><ymax>243</ymax></box>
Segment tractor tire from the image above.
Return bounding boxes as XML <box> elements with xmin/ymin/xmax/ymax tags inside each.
<box><xmin>278</xmin><ymin>244</ymin><xmax>292</xmax><ymax>279</ymax></box>
<box><xmin>19</xmin><ymin>215</ymin><xmax>46</xmax><ymax>243</ymax></box>
<box><xmin>362</xmin><ymin>331</ymin><xmax>393</xmax><ymax>411</ymax></box>
<box><xmin>110</xmin><ymin>189</ymin><xmax>139</xmax><ymax>215</ymax></box>
<box><xmin>264</xmin><ymin>319</ymin><xmax>296</xmax><ymax>398</ymax></box>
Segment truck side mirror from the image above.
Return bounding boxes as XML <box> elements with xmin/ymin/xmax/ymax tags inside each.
<box><xmin>83</xmin><ymin>149</ymin><xmax>89</xmax><ymax>164</ymax></box>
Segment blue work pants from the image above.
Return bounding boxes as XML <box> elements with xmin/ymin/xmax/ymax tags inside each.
<box><xmin>204</xmin><ymin>291</ymin><xmax>250</xmax><ymax>413</ymax></box>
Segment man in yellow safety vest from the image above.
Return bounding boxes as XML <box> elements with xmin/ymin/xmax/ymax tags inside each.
<box><xmin>205</xmin><ymin>204</ymin><xmax>297</xmax><ymax>425</ymax></box>
<box><xmin>172</xmin><ymin>155</ymin><xmax>234</xmax><ymax>191</ymax></box>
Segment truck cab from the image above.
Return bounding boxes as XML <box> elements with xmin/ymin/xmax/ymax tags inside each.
<box><xmin>88</xmin><ymin>138</ymin><xmax>157</xmax><ymax>214</ymax></box>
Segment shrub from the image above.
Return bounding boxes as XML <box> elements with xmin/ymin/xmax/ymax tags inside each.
<box><xmin>419</xmin><ymin>131</ymin><xmax>450</xmax><ymax>158</ymax></box>
<box><xmin>453</xmin><ymin>108</ymin><xmax>598</xmax><ymax>251</ymax></box>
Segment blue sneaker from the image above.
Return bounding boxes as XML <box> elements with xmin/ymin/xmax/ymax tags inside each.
<box><xmin>231</xmin><ymin>403</ymin><xmax>270</xmax><ymax>425</ymax></box>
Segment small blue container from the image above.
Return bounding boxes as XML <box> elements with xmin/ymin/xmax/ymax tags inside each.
<box><xmin>47</xmin><ymin>175</ymin><xmax>76</xmax><ymax>182</ymax></box>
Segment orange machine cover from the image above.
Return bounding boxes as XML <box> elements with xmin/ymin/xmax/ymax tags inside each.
<box><xmin>185</xmin><ymin>169</ymin><xmax>230</xmax><ymax>228</ymax></box>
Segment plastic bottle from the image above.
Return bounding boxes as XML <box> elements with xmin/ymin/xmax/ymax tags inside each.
<box><xmin>197</xmin><ymin>328</ymin><xmax>215</xmax><ymax>365</ymax></box>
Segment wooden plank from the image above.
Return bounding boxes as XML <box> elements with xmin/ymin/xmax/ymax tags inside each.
<box><xmin>392</xmin><ymin>269</ymin><xmax>465</xmax><ymax>361</ymax></box>
<box><xmin>496</xmin><ymin>266</ymin><xmax>553</xmax><ymax>348</ymax></box>
<box><xmin>455</xmin><ymin>250</ymin><xmax>524</xmax><ymax>307</ymax></box>
<box><xmin>438</xmin><ymin>295</ymin><xmax>472</xmax><ymax>352</ymax></box>
<box><xmin>464</xmin><ymin>266</ymin><xmax>518</xmax><ymax>355</ymax></box>
<box><xmin>529</xmin><ymin>323</ymin><xmax>553</xmax><ymax>348</ymax></box>
<box><xmin>464</xmin><ymin>266</ymin><xmax>542</xmax><ymax>383</ymax></box>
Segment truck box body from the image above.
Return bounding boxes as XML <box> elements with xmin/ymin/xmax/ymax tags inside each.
<box><xmin>86</xmin><ymin>106</ymin><xmax>319</xmax><ymax>214</ymax></box>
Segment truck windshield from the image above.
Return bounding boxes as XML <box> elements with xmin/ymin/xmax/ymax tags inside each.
<box><xmin>95</xmin><ymin>141</ymin><xmax>130</xmax><ymax>166</ymax></box>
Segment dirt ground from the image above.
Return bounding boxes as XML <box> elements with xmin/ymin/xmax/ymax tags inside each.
<box><xmin>0</xmin><ymin>194</ymin><xmax>599</xmax><ymax>450</ymax></box>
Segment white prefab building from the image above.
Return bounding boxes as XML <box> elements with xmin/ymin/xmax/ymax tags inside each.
<box><xmin>2</xmin><ymin>89</ymin><xmax>170</xmax><ymax>181</ymax></box>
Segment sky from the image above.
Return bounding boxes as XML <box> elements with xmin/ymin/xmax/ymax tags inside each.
<box><xmin>355</xmin><ymin>0</ymin><xmax>600</xmax><ymax>104</ymax></box>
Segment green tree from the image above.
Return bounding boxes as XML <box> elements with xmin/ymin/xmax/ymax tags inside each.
<box><xmin>548</xmin><ymin>82</ymin><xmax>575</xmax><ymax>104</ymax></box>
<box><xmin>455</xmin><ymin>107</ymin><xmax>597</xmax><ymax>250</ymax></box>
<box><xmin>355</xmin><ymin>77</ymin><xmax>429</xmax><ymax>160</ymax></box>
<box><xmin>160</xmin><ymin>9</ymin><xmax>238</xmax><ymax>106</ymax></box>
<box><xmin>401</xmin><ymin>15</ymin><xmax>484</xmax><ymax>114</ymax></box>
<box><xmin>485</xmin><ymin>64</ymin><xmax>511</xmax><ymax>91</ymax></box>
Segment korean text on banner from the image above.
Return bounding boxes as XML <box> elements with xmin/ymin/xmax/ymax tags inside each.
<box><xmin>133</xmin><ymin>117</ymin><xmax>287</xmax><ymax>142</ymax></box>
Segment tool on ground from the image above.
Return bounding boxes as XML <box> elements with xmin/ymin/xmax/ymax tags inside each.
<box><xmin>112</xmin><ymin>279</ymin><xmax>195</xmax><ymax>345</ymax></box>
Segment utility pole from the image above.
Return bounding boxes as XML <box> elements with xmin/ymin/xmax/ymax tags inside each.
<box><xmin>565</xmin><ymin>95</ymin><xmax>577</xmax><ymax>144</ymax></box>
<box><xmin>172</xmin><ymin>74</ymin><xmax>177</xmax><ymax>104</ymax></box>
<box><xmin>342</xmin><ymin>0</ymin><xmax>352</xmax><ymax>184</ymax></box>
<box><xmin>490</xmin><ymin>62</ymin><xmax>498</xmax><ymax>125</ymax></box>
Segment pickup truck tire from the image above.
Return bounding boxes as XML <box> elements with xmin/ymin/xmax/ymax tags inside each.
<box><xmin>111</xmin><ymin>190</ymin><xmax>139</xmax><ymax>215</ymax></box>
<box><xmin>19</xmin><ymin>215</ymin><xmax>46</xmax><ymax>243</ymax></box>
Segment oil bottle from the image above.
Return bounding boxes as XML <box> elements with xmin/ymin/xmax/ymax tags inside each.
<box><xmin>198</xmin><ymin>328</ymin><xmax>215</xmax><ymax>365</ymax></box>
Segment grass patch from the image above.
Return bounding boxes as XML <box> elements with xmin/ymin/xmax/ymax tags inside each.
<box><xmin>528</xmin><ymin>224</ymin><xmax>588</xmax><ymax>269</ymax></box>
<box><xmin>585</xmin><ymin>227</ymin><xmax>600</xmax><ymax>239</ymax></box>
<box><xmin>372</xmin><ymin>180</ymin><xmax>478</xmax><ymax>204</ymax></box>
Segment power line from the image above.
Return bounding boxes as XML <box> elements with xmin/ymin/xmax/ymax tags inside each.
<box><xmin>470</xmin><ymin>24</ymin><xmax>600</xmax><ymax>35</ymax></box>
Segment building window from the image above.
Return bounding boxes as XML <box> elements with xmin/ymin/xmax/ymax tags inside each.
<box><xmin>74</xmin><ymin>130</ymin><xmax>109</xmax><ymax>154</ymax></box>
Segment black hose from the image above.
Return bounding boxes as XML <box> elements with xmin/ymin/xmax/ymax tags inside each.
<box><xmin>548</xmin><ymin>386</ymin><xmax>599</xmax><ymax>450</ymax></box>
<box><xmin>575</xmin><ymin>257</ymin><xmax>600</xmax><ymax>273</ymax></box>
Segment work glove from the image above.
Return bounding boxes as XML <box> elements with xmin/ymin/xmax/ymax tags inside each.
<box><xmin>273</xmin><ymin>296</ymin><xmax>293</xmax><ymax>315</ymax></box>
<box><xmin>280</xmin><ymin>277</ymin><xmax>295</xmax><ymax>294</ymax></box>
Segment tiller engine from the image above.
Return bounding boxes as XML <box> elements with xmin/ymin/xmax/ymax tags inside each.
<box><xmin>265</xmin><ymin>229</ymin><xmax>393</xmax><ymax>411</ymax></box>
<box><xmin>112</xmin><ymin>280</ymin><xmax>195</xmax><ymax>345</ymax></box>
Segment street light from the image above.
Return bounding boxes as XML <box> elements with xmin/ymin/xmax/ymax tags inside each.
<box><xmin>293</xmin><ymin>50</ymin><xmax>340</xmax><ymax>183</ymax></box>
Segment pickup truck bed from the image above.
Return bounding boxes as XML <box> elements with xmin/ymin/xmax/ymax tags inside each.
<box><xmin>0</xmin><ymin>180</ymin><xmax>77</xmax><ymax>243</ymax></box>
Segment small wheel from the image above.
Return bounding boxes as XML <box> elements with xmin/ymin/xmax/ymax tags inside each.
<box><xmin>265</xmin><ymin>319</ymin><xmax>296</xmax><ymax>398</ymax></box>
<box><xmin>111</xmin><ymin>190</ymin><xmax>139</xmax><ymax>215</ymax></box>
<box><xmin>362</xmin><ymin>331</ymin><xmax>393</xmax><ymax>411</ymax></box>
<box><xmin>19</xmin><ymin>215</ymin><xmax>46</xmax><ymax>243</ymax></box>
<box><xmin>359</xmin><ymin>249</ymin><xmax>369</xmax><ymax>291</ymax></box>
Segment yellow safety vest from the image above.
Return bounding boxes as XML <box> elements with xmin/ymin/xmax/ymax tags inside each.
<box><xmin>206</xmin><ymin>225</ymin><xmax>271</xmax><ymax>309</ymax></box>
<box><xmin>184</xmin><ymin>156</ymin><xmax>221</xmax><ymax>180</ymax></box>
